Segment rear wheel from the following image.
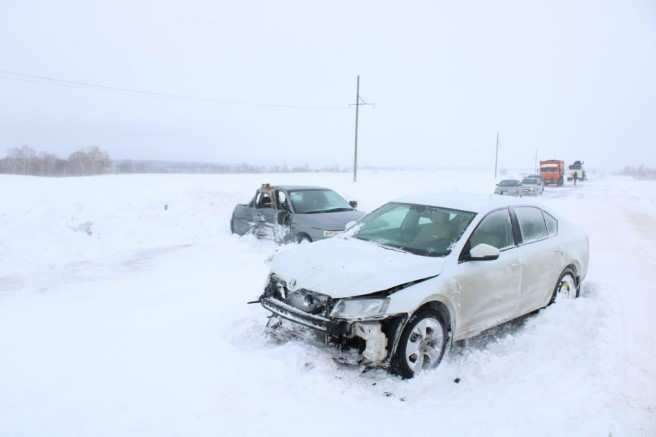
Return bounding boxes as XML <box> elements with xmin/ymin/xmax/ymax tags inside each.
<box><xmin>392</xmin><ymin>310</ymin><xmax>448</xmax><ymax>378</ymax></box>
<box><xmin>550</xmin><ymin>269</ymin><xmax>579</xmax><ymax>304</ymax></box>
<box><xmin>296</xmin><ymin>233</ymin><xmax>312</xmax><ymax>244</ymax></box>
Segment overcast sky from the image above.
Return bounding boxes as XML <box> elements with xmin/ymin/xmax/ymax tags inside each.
<box><xmin>1</xmin><ymin>0</ymin><xmax>654</xmax><ymax>169</ymax></box>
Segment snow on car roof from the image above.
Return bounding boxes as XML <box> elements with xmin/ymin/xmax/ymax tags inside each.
<box><xmin>395</xmin><ymin>192</ymin><xmax>532</xmax><ymax>213</ymax></box>
<box><xmin>273</xmin><ymin>185</ymin><xmax>330</xmax><ymax>191</ymax></box>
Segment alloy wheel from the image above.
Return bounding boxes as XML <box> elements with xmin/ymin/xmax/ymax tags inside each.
<box><xmin>557</xmin><ymin>273</ymin><xmax>578</xmax><ymax>300</ymax></box>
<box><xmin>404</xmin><ymin>318</ymin><xmax>445</xmax><ymax>374</ymax></box>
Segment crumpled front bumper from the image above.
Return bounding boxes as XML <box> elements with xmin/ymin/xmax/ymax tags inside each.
<box><xmin>260</xmin><ymin>297</ymin><xmax>349</xmax><ymax>336</ymax></box>
<box><xmin>260</xmin><ymin>296</ymin><xmax>406</xmax><ymax>366</ymax></box>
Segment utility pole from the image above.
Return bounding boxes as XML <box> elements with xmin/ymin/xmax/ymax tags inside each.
<box><xmin>494</xmin><ymin>131</ymin><xmax>500</xmax><ymax>179</ymax></box>
<box><xmin>534</xmin><ymin>149</ymin><xmax>539</xmax><ymax>174</ymax></box>
<box><xmin>351</xmin><ymin>75</ymin><xmax>372</xmax><ymax>183</ymax></box>
<box><xmin>353</xmin><ymin>76</ymin><xmax>360</xmax><ymax>183</ymax></box>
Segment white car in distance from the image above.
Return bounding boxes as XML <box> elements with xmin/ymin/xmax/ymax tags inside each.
<box><xmin>258</xmin><ymin>193</ymin><xmax>589</xmax><ymax>378</ymax></box>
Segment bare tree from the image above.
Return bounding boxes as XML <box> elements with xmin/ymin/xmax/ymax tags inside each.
<box><xmin>5</xmin><ymin>146</ymin><xmax>37</xmax><ymax>174</ymax></box>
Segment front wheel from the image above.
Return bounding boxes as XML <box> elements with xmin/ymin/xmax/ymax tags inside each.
<box><xmin>392</xmin><ymin>310</ymin><xmax>448</xmax><ymax>378</ymax></box>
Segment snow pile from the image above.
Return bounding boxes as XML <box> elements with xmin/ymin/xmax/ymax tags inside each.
<box><xmin>0</xmin><ymin>171</ymin><xmax>654</xmax><ymax>436</ymax></box>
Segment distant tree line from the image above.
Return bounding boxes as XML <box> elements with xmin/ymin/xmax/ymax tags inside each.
<box><xmin>620</xmin><ymin>165</ymin><xmax>656</xmax><ymax>180</ymax></box>
<box><xmin>0</xmin><ymin>146</ymin><xmax>348</xmax><ymax>176</ymax></box>
<box><xmin>0</xmin><ymin>146</ymin><xmax>110</xmax><ymax>176</ymax></box>
<box><xmin>113</xmin><ymin>160</ymin><xmax>347</xmax><ymax>174</ymax></box>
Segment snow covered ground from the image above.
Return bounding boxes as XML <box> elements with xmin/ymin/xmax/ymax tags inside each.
<box><xmin>0</xmin><ymin>170</ymin><xmax>654</xmax><ymax>437</ymax></box>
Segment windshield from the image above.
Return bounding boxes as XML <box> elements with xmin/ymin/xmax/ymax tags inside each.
<box><xmin>289</xmin><ymin>189</ymin><xmax>352</xmax><ymax>214</ymax></box>
<box><xmin>351</xmin><ymin>202</ymin><xmax>476</xmax><ymax>257</ymax></box>
<box><xmin>522</xmin><ymin>178</ymin><xmax>538</xmax><ymax>184</ymax></box>
<box><xmin>499</xmin><ymin>180</ymin><xmax>520</xmax><ymax>186</ymax></box>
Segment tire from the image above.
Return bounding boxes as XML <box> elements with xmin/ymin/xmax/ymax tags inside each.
<box><xmin>549</xmin><ymin>268</ymin><xmax>579</xmax><ymax>304</ymax></box>
<box><xmin>391</xmin><ymin>309</ymin><xmax>448</xmax><ymax>379</ymax></box>
<box><xmin>296</xmin><ymin>233</ymin><xmax>312</xmax><ymax>244</ymax></box>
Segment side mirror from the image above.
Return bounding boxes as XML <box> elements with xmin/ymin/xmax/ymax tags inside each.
<box><xmin>467</xmin><ymin>243</ymin><xmax>500</xmax><ymax>261</ymax></box>
<box><xmin>348</xmin><ymin>200</ymin><xmax>358</xmax><ymax>209</ymax></box>
<box><xmin>345</xmin><ymin>220</ymin><xmax>357</xmax><ymax>231</ymax></box>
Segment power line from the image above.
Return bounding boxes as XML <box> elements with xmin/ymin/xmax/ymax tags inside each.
<box><xmin>0</xmin><ymin>69</ymin><xmax>350</xmax><ymax>111</ymax></box>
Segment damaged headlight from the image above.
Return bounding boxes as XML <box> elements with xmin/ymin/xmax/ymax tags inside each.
<box><xmin>329</xmin><ymin>297</ymin><xmax>389</xmax><ymax>319</ymax></box>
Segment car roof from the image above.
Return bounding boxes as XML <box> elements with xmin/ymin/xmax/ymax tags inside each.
<box><xmin>267</xmin><ymin>185</ymin><xmax>331</xmax><ymax>191</ymax></box>
<box><xmin>395</xmin><ymin>192</ymin><xmax>537</xmax><ymax>214</ymax></box>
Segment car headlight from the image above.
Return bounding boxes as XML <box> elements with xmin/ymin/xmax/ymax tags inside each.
<box><xmin>329</xmin><ymin>297</ymin><xmax>389</xmax><ymax>319</ymax></box>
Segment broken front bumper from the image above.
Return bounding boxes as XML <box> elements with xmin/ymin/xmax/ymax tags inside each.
<box><xmin>260</xmin><ymin>296</ymin><xmax>406</xmax><ymax>366</ymax></box>
<box><xmin>260</xmin><ymin>297</ymin><xmax>349</xmax><ymax>336</ymax></box>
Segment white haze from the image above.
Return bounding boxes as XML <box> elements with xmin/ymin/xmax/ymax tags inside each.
<box><xmin>0</xmin><ymin>0</ymin><xmax>655</xmax><ymax>169</ymax></box>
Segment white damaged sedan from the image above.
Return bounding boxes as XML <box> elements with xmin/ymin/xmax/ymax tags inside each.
<box><xmin>258</xmin><ymin>193</ymin><xmax>589</xmax><ymax>378</ymax></box>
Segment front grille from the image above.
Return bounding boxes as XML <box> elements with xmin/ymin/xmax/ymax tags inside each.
<box><xmin>264</xmin><ymin>275</ymin><xmax>332</xmax><ymax>316</ymax></box>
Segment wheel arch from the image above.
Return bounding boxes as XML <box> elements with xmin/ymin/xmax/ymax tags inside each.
<box><xmin>562</xmin><ymin>262</ymin><xmax>580</xmax><ymax>285</ymax></box>
<box><xmin>414</xmin><ymin>299</ymin><xmax>454</xmax><ymax>340</ymax></box>
<box><xmin>295</xmin><ymin>232</ymin><xmax>312</xmax><ymax>243</ymax></box>
<box><xmin>548</xmin><ymin>264</ymin><xmax>581</xmax><ymax>305</ymax></box>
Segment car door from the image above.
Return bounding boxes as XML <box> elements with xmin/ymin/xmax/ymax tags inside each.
<box><xmin>231</xmin><ymin>192</ymin><xmax>257</xmax><ymax>235</ymax></box>
<box><xmin>272</xmin><ymin>190</ymin><xmax>292</xmax><ymax>243</ymax></box>
<box><xmin>512</xmin><ymin>206</ymin><xmax>561</xmax><ymax>313</ymax></box>
<box><xmin>252</xmin><ymin>190</ymin><xmax>277</xmax><ymax>239</ymax></box>
<box><xmin>453</xmin><ymin>208</ymin><xmax>522</xmax><ymax>336</ymax></box>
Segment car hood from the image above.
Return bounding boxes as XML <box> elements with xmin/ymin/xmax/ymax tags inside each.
<box><xmin>293</xmin><ymin>209</ymin><xmax>366</xmax><ymax>230</ymax></box>
<box><xmin>270</xmin><ymin>237</ymin><xmax>445</xmax><ymax>298</ymax></box>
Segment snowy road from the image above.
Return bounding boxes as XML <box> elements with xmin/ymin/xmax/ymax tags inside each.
<box><xmin>0</xmin><ymin>171</ymin><xmax>654</xmax><ymax>436</ymax></box>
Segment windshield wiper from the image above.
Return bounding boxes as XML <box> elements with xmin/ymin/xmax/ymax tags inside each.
<box><xmin>355</xmin><ymin>236</ymin><xmax>451</xmax><ymax>257</ymax></box>
<box><xmin>367</xmin><ymin>240</ymin><xmax>411</xmax><ymax>254</ymax></box>
<box><xmin>304</xmin><ymin>207</ymin><xmax>353</xmax><ymax>214</ymax></box>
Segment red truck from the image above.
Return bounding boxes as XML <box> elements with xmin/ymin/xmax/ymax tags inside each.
<box><xmin>540</xmin><ymin>160</ymin><xmax>565</xmax><ymax>186</ymax></box>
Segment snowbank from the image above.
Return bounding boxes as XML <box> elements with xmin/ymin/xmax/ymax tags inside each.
<box><xmin>0</xmin><ymin>171</ymin><xmax>653</xmax><ymax>436</ymax></box>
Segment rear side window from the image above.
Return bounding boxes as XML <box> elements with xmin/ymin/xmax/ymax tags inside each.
<box><xmin>515</xmin><ymin>207</ymin><xmax>548</xmax><ymax>242</ymax></box>
<box><xmin>469</xmin><ymin>209</ymin><xmax>514</xmax><ymax>250</ymax></box>
<box><xmin>543</xmin><ymin>211</ymin><xmax>558</xmax><ymax>236</ymax></box>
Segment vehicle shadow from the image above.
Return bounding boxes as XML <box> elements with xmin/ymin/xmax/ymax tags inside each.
<box><xmin>449</xmin><ymin>280</ymin><xmax>595</xmax><ymax>356</ymax></box>
<box><xmin>449</xmin><ymin>312</ymin><xmax>538</xmax><ymax>356</ymax></box>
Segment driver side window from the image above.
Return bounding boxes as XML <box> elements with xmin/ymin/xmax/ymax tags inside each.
<box><xmin>254</xmin><ymin>191</ymin><xmax>273</xmax><ymax>209</ymax></box>
<box><xmin>469</xmin><ymin>209</ymin><xmax>514</xmax><ymax>250</ymax></box>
